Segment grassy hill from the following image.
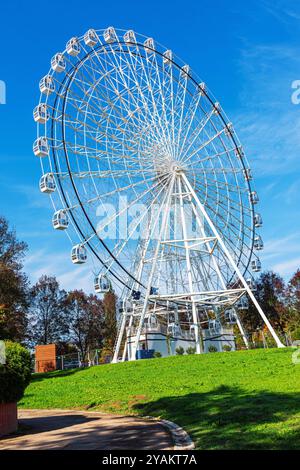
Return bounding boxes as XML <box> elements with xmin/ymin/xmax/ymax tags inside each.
<box><xmin>19</xmin><ymin>348</ymin><xmax>300</xmax><ymax>449</ymax></box>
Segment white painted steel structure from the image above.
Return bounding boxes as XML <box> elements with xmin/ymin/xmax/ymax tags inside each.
<box><xmin>34</xmin><ymin>27</ymin><xmax>285</xmax><ymax>362</ymax></box>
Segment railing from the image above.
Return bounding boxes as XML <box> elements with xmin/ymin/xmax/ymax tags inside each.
<box><xmin>127</xmin><ymin>323</ymin><xmax>195</xmax><ymax>340</ymax></box>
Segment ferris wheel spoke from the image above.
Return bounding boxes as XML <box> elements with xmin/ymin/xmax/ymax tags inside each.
<box><xmin>194</xmin><ymin>179</ymin><xmax>252</xmax><ymax>219</ymax></box>
<box><xmin>81</xmin><ymin>173</ymin><xmax>171</xmax><ymax>245</ymax></box>
<box><xmin>180</xmin><ymin>122</ymin><xmax>227</xmax><ymax>166</ymax></box>
<box><xmin>56</xmin><ymin>65</ymin><xmax>164</xmax><ymax>150</ymax></box>
<box><xmin>128</xmin><ymin>48</ymin><xmax>174</xmax><ymax>157</ymax></box>
<box><xmin>178</xmin><ymin>106</ymin><xmax>217</xmax><ymax>163</ymax></box>
<box><xmin>63</xmin><ymin>171</ymin><xmax>165</xmax><ymax>212</ymax></box>
<box><xmin>183</xmin><ymin>145</ymin><xmax>238</xmax><ymax>168</ymax></box>
<box><xmin>103</xmin><ymin>177</ymin><xmax>170</xmax><ymax>273</ymax></box>
<box><xmin>150</xmin><ymin>52</ymin><xmax>175</xmax><ymax>159</ymax></box>
<box><xmin>189</xmin><ymin>171</ymin><xmax>249</xmax><ymax>194</ymax></box>
<box><xmin>176</xmin><ymin>89</ymin><xmax>204</xmax><ymax>159</ymax></box>
<box><xmin>101</xmin><ymin>46</ymin><xmax>167</xmax><ymax>141</ymax></box>
<box><xmin>192</xmin><ymin>187</ymin><xmax>252</xmax><ymax>256</ymax></box>
<box><xmin>88</xmin><ymin>44</ymin><xmax>170</xmax><ymax>153</ymax></box>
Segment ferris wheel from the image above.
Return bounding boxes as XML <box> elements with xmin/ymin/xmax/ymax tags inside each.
<box><xmin>34</xmin><ymin>27</ymin><xmax>284</xmax><ymax>360</ymax></box>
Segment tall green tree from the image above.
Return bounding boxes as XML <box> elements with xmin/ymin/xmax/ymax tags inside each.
<box><xmin>239</xmin><ymin>271</ymin><xmax>287</xmax><ymax>334</ymax></box>
<box><xmin>0</xmin><ymin>216</ymin><xmax>28</xmax><ymax>342</ymax></box>
<box><xmin>28</xmin><ymin>275</ymin><xmax>69</xmax><ymax>345</ymax></box>
<box><xmin>284</xmin><ymin>270</ymin><xmax>300</xmax><ymax>338</ymax></box>
<box><xmin>66</xmin><ymin>290</ymin><xmax>104</xmax><ymax>360</ymax></box>
<box><xmin>102</xmin><ymin>291</ymin><xmax>117</xmax><ymax>353</ymax></box>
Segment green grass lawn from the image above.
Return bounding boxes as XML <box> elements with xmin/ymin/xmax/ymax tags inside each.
<box><xmin>19</xmin><ymin>348</ymin><xmax>300</xmax><ymax>449</ymax></box>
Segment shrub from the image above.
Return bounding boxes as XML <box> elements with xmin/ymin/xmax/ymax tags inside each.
<box><xmin>153</xmin><ymin>351</ymin><xmax>162</xmax><ymax>358</ymax></box>
<box><xmin>175</xmin><ymin>346</ymin><xmax>185</xmax><ymax>355</ymax></box>
<box><xmin>222</xmin><ymin>344</ymin><xmax>232</xmax><ymax>352</ymax></box>
<box><xmin>208</xmin><ymin>345</ymin><xmax>218</xmax><ymax>353</ymax></box>
<box><xmin>291</xmin><ymin>327</ymin><xmax>300</xmax><ymax>341</ymax></box>
<box><xmin>0</xmin><ymin>341</ymin><xmax>31</xmax><ymax>403</ymax></box>
<box><xmin>186</xmin><ymin>347</ymin><xmax>196</xmax><ymax>355</ymax></box>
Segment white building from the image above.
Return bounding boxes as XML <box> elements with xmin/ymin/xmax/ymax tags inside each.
<box><xmin>126</xmin><ymin>321</ymin><xmax>236</xmax><ymax>359</ymax></box>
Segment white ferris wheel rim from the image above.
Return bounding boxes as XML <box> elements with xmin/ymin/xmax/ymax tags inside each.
<box><xmin>36</xmin><ymin>27</ymin><xmax>261</xmax><ymax>294</ymax></box>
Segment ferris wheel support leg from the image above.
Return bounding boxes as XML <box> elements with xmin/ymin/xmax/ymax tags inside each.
<box><xmin>178</xmin><ymin>176</ymin><xmax>202</xmax><ymax>354</ymax></box>
<box><xmin>185</xmin><ymin>179</ymin><xmax>251</xmax><ymax>347</ymax></box>
<box><xmin>235</xmin><ymin>310</ymin><xmax>250</xmax><ymax>349</ymax></box>
<box><xmin>181</xmin><ymin>172</ymin><xmax>285</xmax><ymax>349</ymax></box>
<box><xmin>112</xmin><ymin>314</ymin><xmax>127</xmax><ymax>363</ymax></box>
<box><xmin>132</xmin><ymin>176</ymin><xmax>176</xmax><ymax>360</ymax></box>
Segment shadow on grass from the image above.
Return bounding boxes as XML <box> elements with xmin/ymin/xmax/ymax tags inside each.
<box><xmin>31</xmin><ymin>367</ymin><xmax>84</xmax><ymax>382</ymax></box>
<box><xmin>133</xmin><ymin>385</ymin><xmax>300</xmax><ymax>450</ymax></box>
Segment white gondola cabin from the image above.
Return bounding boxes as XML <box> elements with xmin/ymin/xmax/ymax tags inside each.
<box><xmin>33</xmin><ymin>137</ymin><xmax>48</xmax><ymax>157</ymax></box>
<box><xmin>123</xmin><ymin>30</ymin><xmax>136</xmax><ymax>43</ymax></box>
<box><xmin>117</xmin><ymin>299</ymin><xmax>133</xmax><ymax>315</ymax></box>
<box><xmin>33</xmin><ymin>104</ymin><xmax>49</xmax><ymax>123</ymax></box>
<box><xmin>199</xmin><ymin>82</ymin><xmax>206</xmax><ymax>92</ymax></box>
<box><xmin>104</xmin><ymin>27</ymin><xmax>117</xmax><ymax>43</ymax></box>
<box><xmin>39</xmin><ymin>173</ymin><xmax>56</xmax><ymax>193</ymax></box>
<box><xmin>163</xmin><ymin>49</ymin><xmax>173</xmax><ymax>64</ymax></box>
<box><xmin>237</xmin><ymin>295</ymin><xmax>249</xmax><ymax>310</ymax></box>
<box><xmin>249</xmin><ymin>191</ymin><xmax>259</xmax><ymax>205</ymax></box>
<box><xmin>94</xmin><ymin>274</ymin><xmax>111</xmax><ymax>294</ymax></box>
<box><xmin>225</xmin><ymin>122</ymin><xmax>234</xmax><ymax>136</ymax></box>
<box><xmin>181</xmin><ymin>64</ymin><xmax>190</xmax><ymax>76</ymax></box>
<box><xmin>243</xmin><ymin>168</ymin><xmax>252</xmax><ymax>181</ymax></box>
<box><xmin>224</xmin><ymin>309</ymin><xmax>237</xmax><ymax>325</ymax></box>
<box><xmin>51</xmin><ymin>53</ymin><xmax>66</xmax><ymax>72</ymax></box>
<box><xmin>144</xmin><ymin>313</ymin><xmax>158</xmax><ymax>329</ymax></box>
<box><xmin>213</xmin><ymin>102</ymin><xmax>221</xmax><ymax>114</ymax></box>
<box><xmin>254</xmin><ymin>235</ymin><xmax>264</xmax><ymax>250</ymax></box>
<box><xmin>66</xmin><ymin>37</ymin><xmax>80</xmax><ymax>56</ymax></box>
<box><xmin>71</xmin><ymin>244</ymin><xmax>87</xmax><ymax>264</ymax></box>
<box><xmin>251</xmin><ymin>258</ymin><xmax>261</xmax><ymax>272</ymax></box>
<box><xmin>208</xmin><ymin>319</ymin><xmax>221</xmax><ymax>334</ymax></box>
<box><xmin>84</xmin><ymin>29</ymin><xmax>98</xmax><ymax>47</ymax></box>
<box><xmin>247</xmin><ymin>278</ymin><xmax>256</xmax><ymax>290</ymax></box>
<box><xmin>254</xmin><ymin>213</ymin><xmax>263</xmax><ymax>227</ymax></box>
<box><xmin>52</xmin><ymin>210</ymin><xmax>69</xmax><ymax>230</ymax></box>
<box><xmin>167</xmin><ymin>322</ymin><xmax>182</xmax><ymax>337</ymax></box>
<box><xmin>143</xmin><ymin>38</ymin><xmax>155</xmax><ymax>55</ymax></box>
<box><xmin>189</xmin><ymin>324</ymin><xmax>196</xmax><ymax>340</ymax></box>
<box><xmin>39</xmin><ymin>75</ymin><xmax>55</xmax><ymax>95</ymax></box>
<box><xmin>235</xmin><ymin>145</ymin><xmax>244</xmax><ymax>159</ymax></box>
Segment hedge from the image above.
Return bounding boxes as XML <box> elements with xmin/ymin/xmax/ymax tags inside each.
<box><xmin>0</xmin><ymin>341</ymin><xmax>31</xmax><ymax>403</ymax></box>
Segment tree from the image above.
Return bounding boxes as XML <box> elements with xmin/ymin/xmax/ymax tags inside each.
<box><xmin>102</xmin><ymin>291</ymin><xmax>117</xmax><ymax>354</ymax></box>
<box><xmin>240</xmin><ymin>271</ymin><xmax>287</xmax><ymax>335</ymax></box>
<box><xmin>0</xmin><ymin>216</ymin><xmax>28</xmax><ymax>342</ymax></box>
<box><xmin>66</xmin><ymin>290</ymin><xmax>104</xmax><ymax>361</ymax></box>
<box><xmin>284</xmin><ymin>270</ymin><xmax>300</xmax><ymax>338</ymax></box>
<box><xmin>28</xmin><ymin>275</ymin><xmax>69</xmax><ymax>345</ymax></box>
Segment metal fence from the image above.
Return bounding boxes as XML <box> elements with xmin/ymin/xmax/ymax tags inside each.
<box><xmin>34</xmin><ymin>349</ymin><xmax>113</xmax><ymax>372</ymax></box>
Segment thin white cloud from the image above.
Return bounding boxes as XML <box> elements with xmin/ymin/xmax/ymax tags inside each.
<box><xmin>24</xmin><ymin>248</ymin><xmax>95</xmax><ymax>293</ymax></box>
<box><xmin>234</xmin><ymin>40</ymin><xmax>300</xmax><ymax>176</ymax></box>
<box><xmin>272</xmin><ymin>257</ymin><xmax>300</xmax><ymax>276</ymax></box>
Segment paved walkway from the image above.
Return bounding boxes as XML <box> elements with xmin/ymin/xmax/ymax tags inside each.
<box><xmin>0</xmin><ymin>409</ymin><xmax>173</xmax><ymax>450</ymax></box>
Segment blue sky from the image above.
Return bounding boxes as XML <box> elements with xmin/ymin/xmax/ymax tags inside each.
<box><xmin>0</xmin><ymin>0</ymin><xmax>299</xmax><ymax>292</ymax></box>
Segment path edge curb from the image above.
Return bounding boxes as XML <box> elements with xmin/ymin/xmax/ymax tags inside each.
<box><xmin>144</xmin><ymin>416</ymin><xmax>195</xmax><ymax>450</ymax></box>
